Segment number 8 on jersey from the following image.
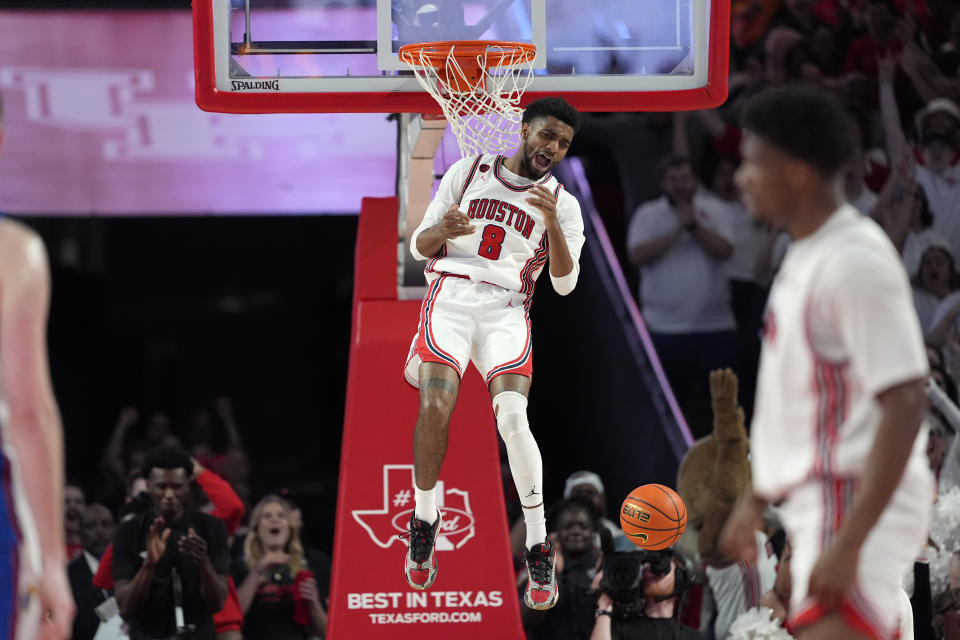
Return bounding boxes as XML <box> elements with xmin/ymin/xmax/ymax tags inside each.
<box><xmin>478</xmin><ymin>224</ymin><xmax>505</xmax><ymax>260</ymax></box>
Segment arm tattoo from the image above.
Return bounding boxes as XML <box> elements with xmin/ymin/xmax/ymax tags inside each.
<box><xmin>424</xmin><ymin>378</ymin><xmax>457</xmax><ymax>394</ymax></box>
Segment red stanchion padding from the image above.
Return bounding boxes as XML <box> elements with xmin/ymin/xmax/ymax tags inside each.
<box><xmin>326</xmin><ymin>199</ymin><xmax>525</xmax><ymax>639</ymax></box>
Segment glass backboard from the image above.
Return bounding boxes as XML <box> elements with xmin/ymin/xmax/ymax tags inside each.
<box><xmin>194</xmin><ymin>0</ymin><xmax>730</xmax><ymax>113</ymax></box>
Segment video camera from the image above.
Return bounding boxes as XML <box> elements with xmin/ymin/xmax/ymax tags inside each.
<box><xmin>598</xmin><ymin>548</ymin><xmax>689</xmax><ymax>619</ymax></box>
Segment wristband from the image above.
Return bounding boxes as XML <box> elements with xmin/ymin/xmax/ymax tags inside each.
<box><xmin>595</xmin><ymin>608</ymin><xmax>613</xmax><ymax>619</ymax></box>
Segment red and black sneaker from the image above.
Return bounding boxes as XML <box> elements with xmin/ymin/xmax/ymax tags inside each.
<box><xmin>523</xmin><ymin>539</ymin><xmax>559</xmax><ymax>609</ymax></box>
<box><xmin>401</xmin><ymin>511</ymin><xmax>441</xmax><ymax>590</ymax></box>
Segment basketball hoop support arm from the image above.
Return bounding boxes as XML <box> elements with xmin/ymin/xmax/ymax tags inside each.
<box><xmin>396</xmin><ymin>114</ymin><xmax>447</xmax><ymax>297</ymax></box>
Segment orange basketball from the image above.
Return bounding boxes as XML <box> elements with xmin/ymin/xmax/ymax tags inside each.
<box><xmin>619</xmin><ymin>483</ymin><xmax>687</xmax><ymax>550</ymax></box>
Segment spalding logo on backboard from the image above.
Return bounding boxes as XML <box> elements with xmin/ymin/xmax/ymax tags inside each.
<box><xmin>352</xmin><ymin>465</ymin><xmax>476</xmax><ymax>551</ymax></box>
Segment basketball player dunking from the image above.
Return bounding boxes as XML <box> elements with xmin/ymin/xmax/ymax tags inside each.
<box><xmin>401</xmin><ymin>97</ymin><xmax>584</xmax><ymax>610</ymax></box>
<box><xmin>720</xmin><ymin>86</ymin><xmax>933</xmax><ymax>640</ymax></box>
<box><xmin>0</xmin><ymin>212</ymin><xmax>75</xmax><ymax>639</ymax></box>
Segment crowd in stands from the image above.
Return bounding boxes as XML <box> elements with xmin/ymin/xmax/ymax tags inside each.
<box><xmin>63</xmin><ymin>401</ymin><xmax>330</xmax><ymax>640</ymax></box>
<box><xmin>601</xmin><ymin>0</ymin><xmax>960</xmax><ymax>441</ymax></box>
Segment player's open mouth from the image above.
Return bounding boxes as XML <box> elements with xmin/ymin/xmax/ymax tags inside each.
<box><xmin>534</xmin><ymin>153</ymin><xmax>552</xmax><ymax>170</ymax></box>
<box><xmin>269</xmin><ymin>527</ymin><xmax>282</xmax><ymax>535</ymax></box>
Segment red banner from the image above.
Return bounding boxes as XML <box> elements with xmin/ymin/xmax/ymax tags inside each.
<box><xmin>327</xmin><ymin>198</ymin><xmax>525</xmax><ymax>639</ymax></box>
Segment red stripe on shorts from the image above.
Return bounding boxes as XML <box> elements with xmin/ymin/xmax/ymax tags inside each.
<box><xmin>485</xmin><ymin>317</ymin><xmax>533</xmax><ymax>383</ymax></box>
<box><xmin>416</xmin><ymin>276</ymin><xmax>462</xmax><ymax>375</ymax></box>
<box><xmin>787</xmin><ymin>598</ymin><xmax>884</xmax><ymax>639</ymax></box>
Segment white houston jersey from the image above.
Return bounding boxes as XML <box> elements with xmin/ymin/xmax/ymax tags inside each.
<box><xmin>751</xmin><ymin>205</ymin><xmax>931</xmax><ymax>500</ymax></box>
<box><xmin>411</xmin><ymin>154</ymin><xmax>585</xmax><ymax>299</ymax></box>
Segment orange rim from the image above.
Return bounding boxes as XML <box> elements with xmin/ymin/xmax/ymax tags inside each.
<box><xmin>398</xmin><ymin>40</ymin><xmax>536</xmax><ymax>70</ymax></box>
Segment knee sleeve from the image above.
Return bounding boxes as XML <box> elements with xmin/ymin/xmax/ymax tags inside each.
<box><xmin>493</xmin><ymin>391</ymin><xmax>529</xmax><ymax>441</ymax></box>
<box><xmin>493</xmin><ymin>391</ymin><xmax>542</xmax><ymax>509</ymax></box>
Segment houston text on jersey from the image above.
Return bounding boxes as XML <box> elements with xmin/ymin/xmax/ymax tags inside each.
<box><xmin>465</xmin><ymin>198</ymin><xmax>536</xmax><ymax>239</ymax></box>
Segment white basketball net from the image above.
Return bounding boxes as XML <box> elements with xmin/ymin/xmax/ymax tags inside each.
<box><xmin>401</xmin><ymin>43</ymin><xmax>536</xmax><ymax>158</ymax></box>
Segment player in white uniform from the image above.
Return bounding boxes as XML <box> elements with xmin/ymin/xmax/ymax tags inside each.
<box><xmin>720</xmin><ymin>86</ymin><xmax>934</xmax><ymax>640</ymax></box>
<box><xmin>401</xmin><ymin>97</ymin><xmax>585</xmax><ymax>610</ymax></box>
<box><xmin>0</xmin><ymin>214</ymin><xmax>75</xmax><ymax>640</ymax></box>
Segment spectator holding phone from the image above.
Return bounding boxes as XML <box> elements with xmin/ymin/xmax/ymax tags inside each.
<box><xmin>233</xmin><ymin>495</ymin><xmax>326</xmax><ymax>640</ymax></box>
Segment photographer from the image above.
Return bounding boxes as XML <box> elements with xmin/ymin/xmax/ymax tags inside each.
<box><xmin>589</xmin><ymin>548</ymin><xmax>702</xmax><ymax>640</ymax></box>
<box><xmin>113</xmin><ymin>446</ymin><xmax>229</xmax><ymax>640</ymax></box>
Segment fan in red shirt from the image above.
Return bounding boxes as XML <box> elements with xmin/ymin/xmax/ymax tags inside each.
<box><xmin>845</xmin><ymin>0</ymin><xmax>903</xmax><ymax>76</ymax></box>
<box><xmin>93</xmin><ymin>459</ymin><xmax>245</xmax><ymax>639</ymax></box>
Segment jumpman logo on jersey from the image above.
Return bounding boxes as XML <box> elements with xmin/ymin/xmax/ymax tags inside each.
<box><xmin>525</xmin><ymin>487</ymin><xmax>540</xmax><ymax>498</ymax></box>
<box><xmin>506</xmin><ymin>299</ymin><xmax>514</xmax><ymax>308</ymax></box>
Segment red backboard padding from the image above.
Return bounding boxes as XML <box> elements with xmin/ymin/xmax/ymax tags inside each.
<box><xmin>327</xmin><ymin>198</ymin><xmax>525</xmax><ymax>639</ymax></box>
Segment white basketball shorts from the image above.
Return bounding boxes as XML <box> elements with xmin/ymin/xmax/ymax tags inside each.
<box><xmin>404</xmin><ymin>273</ymin><xmax>532</xmax><ymax>388</ymax></box>
<box><xmin>783</xmin><ymin>468</ymin><xmax>933</xmax><ymax>639</ymax></box>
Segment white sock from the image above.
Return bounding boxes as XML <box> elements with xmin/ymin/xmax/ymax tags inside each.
<box><xmin>414</xmin><ymin>485</ymin><xmax>438</xmax><ymax>524</ymax></box>
<box><xmin>524</xmin><ymin>506</ymin><xmax>547</xmax><ymax>551</ymax></box>
<box><xmin>493</xmin><ymin>391</ymin><xmax>546</xmax><ymax>550</ymax></box>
